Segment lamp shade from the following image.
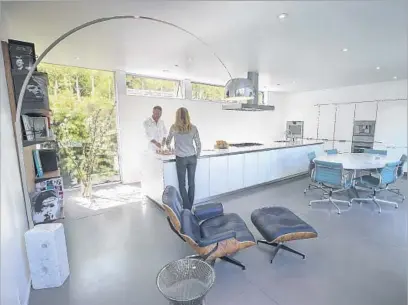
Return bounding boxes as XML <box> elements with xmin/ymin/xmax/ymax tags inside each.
<box><xmin>224</xmin><ymin>78</ymin><xmax>254</xmax><ymax>101</ymax></box>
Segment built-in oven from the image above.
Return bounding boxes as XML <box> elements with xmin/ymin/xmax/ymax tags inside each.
<box><xmin>286</xmin><ymin>121</ymin><xmax>304</xmax><ymax>139</ymax></box>
<box><xmin>351</xmin><ymin>120</ymin><xmax>376</xmax><ymax>153</ymax></box>
<box><xmin>353</xmin><ymin>120</ymin><xmax>376</xmax><ymax>137</ymax></box>
<box><xmin>351</xmin><ymin>142</ymin><xmax>373</xmax><ymax>153</ymax></box>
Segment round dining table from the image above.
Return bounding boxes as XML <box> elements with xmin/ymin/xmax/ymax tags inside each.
<box><xmin>314</xmin><ymin>152</ymin><xmax>401</xmax><ymax>198</ymax></box>
<box><xmin>314</xmin><ymin>153</ymin><xmax>399</xmax><ymax>170</ymax></box>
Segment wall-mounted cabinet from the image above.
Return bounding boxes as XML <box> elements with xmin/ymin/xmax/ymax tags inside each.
<box><xmin>334</xmin><ymin>104</ymin><xmax>355</xmax><ymax>142</ymax></box>
<box><xmin>375</xmin><ymin>100</ymin><xmax>407</xmax><ymax>147</ymax></box>
<box><xmin>317</xmin><ymin>105</ymin><xmax>336</xmax><ymax>141</ymax></box>
<box><xmin>354</xmin><ymin>102</ymin><xmax>377</xmax><ymax>121</ymax></box>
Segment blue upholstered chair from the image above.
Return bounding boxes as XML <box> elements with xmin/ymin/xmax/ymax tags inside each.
<box><xmin>162</xmin><ymin>185</ymin><xmax>256</xmax><ymax>270</ymax></box>
<box><xmin>309</xmin><ymin>160</ymin><xmax>353</xmax><ymax>214</ymax></box>
<box><xmin>304</xmin><ymin>151</ymin><xmax>322</xmax><ymax>194</ymax></box>
<box><xmin>363</xmin><ymin>149</ymin><xmax>387</xmax><ymax>155</ymax></box>
<box><xmin>387</xmin><ymin>154</ymin><xmax>407</xmax><ymax>200</ymax></box>
<box><xmin>326</xmin><ymin>149</ymin><xmax>338</xmax><ymax>155</ymax></box>
<box><xmin>352</xmin><ymin>161</ymin><xmax>401</xmax><ymax>213</ymax></box>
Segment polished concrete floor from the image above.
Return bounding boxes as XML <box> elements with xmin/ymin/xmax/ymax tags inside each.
<box><xmin>29</xmin><ymin>176</ymin><xmax>408</xmax><ymax>305</ymax></box>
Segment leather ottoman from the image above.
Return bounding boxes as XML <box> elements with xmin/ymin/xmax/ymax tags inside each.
<box><xmin>251</xmin><ymin>207</ymin><xmax>317</xmax><ymax>263</ymax></box>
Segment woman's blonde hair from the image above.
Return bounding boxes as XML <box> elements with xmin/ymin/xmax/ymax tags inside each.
<box><xmin>173</xmin><ymin>107</ymin><xmax>192</xmax><ymax>132</ymax></box>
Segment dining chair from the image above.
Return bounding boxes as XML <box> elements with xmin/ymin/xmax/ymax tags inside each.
<box><xmin>326</xmin><ymin>149</ymin><xmax>338</xmax><ymax>155</ymax></box>
<box><xmin>309</xmin><ymin>160</ymin><xmax>352</xmax><ymax>214</ymax></box>
<box><xmin>304</xmin><ymin>151</ymin><xmax>321</xmax><ymax>194</ymax></box>
<box><xmin>352</xmin><ymin>161</ymin><xmax>400</xmax><ymax>213</ymax></box>
<box><xmin>387</xmin><ymin>154</ymin><xmax>407</xmax><ymax>200</ymax></box>
<box><xmin>363</xmin><ymin>149</ymin><xmax>387</xmax><ymax>155</ymax></box>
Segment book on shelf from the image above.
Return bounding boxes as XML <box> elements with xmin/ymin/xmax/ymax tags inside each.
<box><xmin>32</xmin><ymin>149</ymin><xmax>43</xmax><ymax>177</ymax></box>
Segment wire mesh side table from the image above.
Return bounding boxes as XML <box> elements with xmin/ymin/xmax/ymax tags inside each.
<box><xmin>156</xmin><ymin>258</ymin><xmax>215</xmax><ymax>305</ymax></box>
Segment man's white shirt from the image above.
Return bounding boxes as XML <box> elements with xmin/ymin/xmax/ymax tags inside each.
<box><xmin>143</xmin><ymin>117</ymin><xmax>167</xmax><ymax>152</ymax></box>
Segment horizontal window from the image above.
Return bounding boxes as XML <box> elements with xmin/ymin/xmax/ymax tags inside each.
<box><xmin>192</xmin><ymin>82</ymin><xmax>225</xmax><ymax>101</ymax></box>
<box><xmin>126</xmin><ymin>75</ymin><xmax>182</xmax><ymax>98</ymax></box>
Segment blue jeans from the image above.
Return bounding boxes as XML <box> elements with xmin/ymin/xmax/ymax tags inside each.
<box><xmin>175</xmin><ymin>155</ymin><xmax>197</xmax><ymax>210</ymax></box>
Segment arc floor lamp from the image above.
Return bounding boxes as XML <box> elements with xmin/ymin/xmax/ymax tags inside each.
<box><xmin>14</xmin><ymin>15</ymin><xmax>254</xmax><ymax>226</ymax></box>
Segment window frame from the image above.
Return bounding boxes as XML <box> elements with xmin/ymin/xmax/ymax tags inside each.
<box><xmin>125</xmin><ymin>73</ymin><xmax>183</xmax><ymax>98</ymax></box>
<box><xmin>191</xmin><ymin>81</ymin><xmax>226</xmax><ymax>102</ymax></box>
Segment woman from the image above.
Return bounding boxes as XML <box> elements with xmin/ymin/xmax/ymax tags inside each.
<box><xmin>166</xmin><ymin>107</ymin><xmax>201</xmax><ymax>210</ymax></box>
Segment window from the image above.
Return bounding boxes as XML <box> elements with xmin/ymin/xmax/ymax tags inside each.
<box><xmin>192</xmin><ymin>82</ymin><xmax>225</xmax><ymax>101</ymax></box>
<box><xmin>38</xmin><ymin>63</ymin><xmax>119</xmax><ymax>188</ymax></box>
<box><xmin>258</xmin><ymin>92</ymin><xmax>264</xmax><ymax>105</ymax></box>
<box><xmin>126</xmin><ymin>74</ymin><xmax>182</xmax><ymax>98</ymax></box>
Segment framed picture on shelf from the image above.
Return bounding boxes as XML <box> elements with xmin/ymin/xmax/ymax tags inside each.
<box><xmin>12</xmin><ymin>72</ymin><xmax>49</xmax><ymax>108</ymax></box>
<box><xmin>31</xmin><ymin>189</ymin><xmax>64</xmax><ymax>225</ymax></box>
<box><xmin>8</xmin><ymin>39</ymin><xmax>36</xmax><ymax>72</ymax></box>
<box><xmin>22</xmin><ymin>115</ymin><xmax>50</xmax><ymax>140</ymax></box>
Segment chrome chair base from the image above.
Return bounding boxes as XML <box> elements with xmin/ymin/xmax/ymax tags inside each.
<box><xmin>304</xmin><ymin>183</ymin><xmax>322</xmax><ymax>194</ymax></box>
<box><xmin>309</xmin><ymin>196</ymin><xmax>351</xmax><ymax>214</ymax></box>
<box><xmin>351</xmin><ymin>196</ymin><xmax>398</xmax><ymax>214</ymax></box>
<box><xmin>386</xmin><ymin>187</ymin><xmax>406</xmax><ymax>201</ymax></box>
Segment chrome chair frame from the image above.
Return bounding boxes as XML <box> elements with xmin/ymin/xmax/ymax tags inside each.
<box><xmin>351</xmin><ymin>161</ymin><xmax>401</xmax><ymax>213</ymax></box>
<box><xmin>308</xmin><ymin>160</ymin><xmax>353</xmax><ymax>214</ymax></box>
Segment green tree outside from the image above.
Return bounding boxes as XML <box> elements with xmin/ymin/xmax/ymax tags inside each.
<box><xmin>38</xmin><ymin>63</ymin><xmax>119</xmax><ymax>193</ymax></box>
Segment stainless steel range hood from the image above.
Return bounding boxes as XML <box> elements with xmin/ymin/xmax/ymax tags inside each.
<box><xmin>223</xmin><ymin>72</ymin><xmax>275</xmax><ymax>111</ymax></box>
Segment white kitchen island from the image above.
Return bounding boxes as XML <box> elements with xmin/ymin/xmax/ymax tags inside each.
<box><xmin>141</xmin><ymin>140</ymin><xmax>324</xmax><ymax>206</ymax></box>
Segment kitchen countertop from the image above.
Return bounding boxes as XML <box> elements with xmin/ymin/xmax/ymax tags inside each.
<box><xmin>155</xmin><ymin>140</ymin><xmax>324</xmax><ymax>162</ymax></box>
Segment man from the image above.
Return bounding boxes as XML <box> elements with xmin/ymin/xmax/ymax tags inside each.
<box><xmin>143</xmin><ymin>106</ymin><xmax>167</xmax><ymax>152</ymax></box>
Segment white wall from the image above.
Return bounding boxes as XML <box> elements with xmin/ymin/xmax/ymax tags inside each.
<box><xmin>1</xmin><ymin>3</ymin><xmax>31</xmax><ymax>305</ymax></box>
<box><xmin>282</xmin><ymin>80</ymin><xmax>407</xmax><ymax>140</ymax></box>
<box><xmin>116</xmin><ymin>72</ymin><xmax>285</xmax><ymax>183</ymax></box>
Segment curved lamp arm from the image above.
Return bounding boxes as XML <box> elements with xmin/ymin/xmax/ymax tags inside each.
<box><xmin>13</xmin><ymin>15</ymin><xmax>234</xmax><ymax>227</ymax></box>
<box><xmin>15</xmin><ymin>15</ymin><xmax>233</xmax><ymax>120</ymax></box>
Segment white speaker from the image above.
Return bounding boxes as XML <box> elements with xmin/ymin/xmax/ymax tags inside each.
<box><xmin>25</xmin><ymin>223</ymin><xmax>70</xmax><ymax>289</ymax></box>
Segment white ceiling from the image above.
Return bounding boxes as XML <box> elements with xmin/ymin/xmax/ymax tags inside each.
<box><xmin>1</xmin><ymin>1</ymin><xmax>407</xmax><ymax>92</ymax></box>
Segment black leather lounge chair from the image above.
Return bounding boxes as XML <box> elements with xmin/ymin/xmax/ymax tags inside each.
<box><xmin>162</xmin><ymin>185</ymin><xmax>256</xmax><ymax>270</ymax></box>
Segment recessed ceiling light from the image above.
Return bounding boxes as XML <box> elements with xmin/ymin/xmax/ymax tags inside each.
<box><xmin>376</xmin><ymin>66</ymin><xmax>381</xmax><ymax>70</ymax></box>
<box><xmin>75</xmin><ymin>57</ymin><xmax>80</xmax><ymax>60</ymax></box>
<box><xmin>342</xmin><ymin>48</ymin><xmax>348</xmax><ymax>52</ymax></box>
<box><xmin>174</xmin><ymin>64</ymin><xmax>179</xmax><ymax>68</ymax></box>
<box><xmin>278</xmin><ymin>13</ymin><xmax>288</xmax><ymax>20</ymax></box>
<box><xmin>162</xmin><ymin>69</ymin><xmax>170</xmax><ymax>73</ymax></box>
<box><xmin>292</xmin><ymin>81</ymin><xmax>296</xmax><ymax>84</ymax></box>
<box><xmin>393</xmin><ymin>76</ymin><xmax>398</xmax><ymax>79</ymax></box>
<box><xmin>276</xmin><ymin>84</ymin><xmax>281</xmax><ymax>86</ymax></box>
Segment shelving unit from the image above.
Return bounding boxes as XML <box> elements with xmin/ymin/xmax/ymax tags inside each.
<box><xmin>2</xmin><ymin>40</ymin><xmax>61</xmax><ymax>219</ymax></box>
<box><xmin>23</xmin><ymin>137</ymin><xmax>56</xmax><ymax>147</ymax></box>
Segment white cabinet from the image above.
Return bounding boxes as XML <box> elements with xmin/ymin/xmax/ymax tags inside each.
<box><xmin>209</xmin><ymin>156</ymin><xmax>228</xmax><ymax>196</ymax></box>
<box><xmin>275</xmin><ymin>148</ymin><xmax>291</xmax><ymax>178</ymax></box>
<box><xmin>334</xmin><ymin>104</ymin><xmax>355</xmax><ymax>142</ymax></box>
<box><xmin>257</xmin><ymin>151</ymin><xmax>271</xmax><ymax>184</ymax></box>
<box><xmin>317</xmin><ymin>105</ymin><xmax>336</xmax><ymax>140</ymax></box>
<box><xmin>243</xmin><ymin>153</ymin><xmax>258</xmax><ymax>187</ymax></box>
<box><xmin>164</xmin><ymin>159</ymin><xmax>210</xmax><ymax>202</ymax></box>
<box><xmin>269</xmin><ymin>150</ymin><xmax>281</xmax><ymax>181</ymax></box>
<box><xmin>354</xmin><ymin>102</ymin><xmax>377</xmax><ymax>121</ymax></box>
<box><xmin>375</xmin><ymin>100</ymin><xmax>407</xmax><ymax>147</ymax></box>
<box><xmin>291</xmin><ymin>146</ymin><xmax>309</xmax><ymax>173</ymax></box>
<box><xmin>195</xmin><ymin>158</ymin><xmax>210</xmax><ymax>201</ymax></box>
<box><xmin>163</xmin><ymin>162</ymin><xmax>179</xmax><ymax>190</ymax></box>
<box><xmin>228</xmin><ymin>154</ymin><xmax>244</xmax><ymax>192</ymax></box>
